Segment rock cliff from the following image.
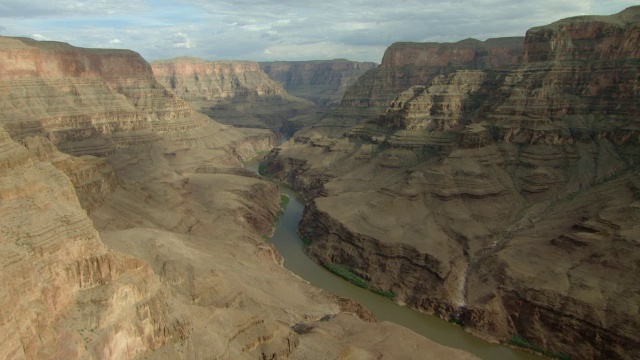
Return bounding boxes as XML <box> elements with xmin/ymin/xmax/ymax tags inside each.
<box><xmin>152</xmin><ymin>57</ymin><xmax>315</xmax><ymax>133</ymax></box>
<box><xmin>0</xmin><ymin>126</ymin><xmax>183</xmax><ymax>359</ymax></box>
<box><xmin>265</xmin><ymin>6</ymin><xmax>640</xmax><ymax>360</ymax></box>
<box><xmin>309</xmin><ymin>37</ymin><xmax>523</xmax><ymax>136</ymax></box>
<box><xmin>0</xmin><ymin>36</ymin><xmax>478</xmax><ymax>360</ymax></box>
<box><xmin>259</xmin><ymin>60</ymin><xmax>378</xmax><ymax>108</ymax></box>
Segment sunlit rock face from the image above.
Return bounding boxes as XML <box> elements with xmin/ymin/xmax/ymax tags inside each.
<box><xmin>265</xmin><ymin>7</ymin><xmax>640</xmax><ymax>360</ymax></box>
<box><xmin>0</xmin><ymin>37</ymin><xmax>212</xmax><ymax>157</ymax></box>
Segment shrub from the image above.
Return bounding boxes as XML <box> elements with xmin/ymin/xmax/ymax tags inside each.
<box><xmin>323</xmin><ymin>263</ymin><xmax>369</xmax><ymax>289</ymax></box>
<box><xmin>274</xmin><ymin>194</ymin><xmax>289</xmax><ymax>223</ymax></box>
<box><xmin>448</xmin><ymin>316</ymin><xmax>464</xmax><ymax>327</ymax></box>
<box><xmin>323</xmin><ymin>263</ymin><xmax>396</xmax><ymax>299</ymax></box>
<box><xmin>371</xmin><ymin>288</ymin><xmax>396</xmax><ymax>300</ymax></box>
<box><xmin>508</xmin><ymin>335</ymin><xmax>570</xmax><ymax>360</ymax></box>
<box><xmin>258</xmin><ymin>162</ymin><xmax>267</xmax><ymax>175</ymax></box>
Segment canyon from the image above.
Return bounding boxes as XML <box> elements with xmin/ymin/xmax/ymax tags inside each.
<box><xmin>152</xmin><ymin>58</ymin><xmax>376</xmax><ymax>136</ymax></box>
<box><xmin>259</xmin><ymin>60</ymin><xmax>378</xmax><ymax>109</ymax></box>
<box><xmin>264</xmin><ymin>6</ymin><xmax>640</xmax><ymax>360</ymax></box>
<box><xmin>0</xmin><ymin>35</ymin><xmax>478</xmax><ymax>359</ymax></box>
<box><xmin>151</xmin><ymin>57</ymin><xmax>316</xmax><ymax>133</ymax></box>
<box><xmin>2</xmin><ymin>5</ymin><xmax>640</xmax><ymax>360</ymax></box>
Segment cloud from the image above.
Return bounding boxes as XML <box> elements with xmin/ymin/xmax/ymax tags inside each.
<box><xmin>0</xmin><ymin>0</ymin><xmax>148</xmax><ymax>18</ymax></box>
<box><xmin>0</xmin><ymin>0</ymin><xmax>637</xmax><ymax>62</ymax></box>
<box><xmin>31</xmin><ymin>33</ymin><xmax>49</xmax><ymax>41</ymax></box>
<box><xmin>172</xmin><ymin>32</ymin><xmax>194</xmax><ymax>49</ymax></box>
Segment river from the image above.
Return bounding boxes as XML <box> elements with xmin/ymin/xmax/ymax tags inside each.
<box><xmin>245</xmin><ymin>159</ymin><xmax>542</xmax><ymax>360</ymax></box>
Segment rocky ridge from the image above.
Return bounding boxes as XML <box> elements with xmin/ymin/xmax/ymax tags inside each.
<box><xmin>0</xmin><ymin>36</ymin><xmax>478</xmax><ymax>359</ymax></box>
<box><xmin>265</xmin><ymin>6</ymin><xmax>640</xmax><ymax>360</ymax></box>
<box><xmin>152</xmin><ymin>57</ymin><xmax>316</xmax><ymax>132</ymax></box>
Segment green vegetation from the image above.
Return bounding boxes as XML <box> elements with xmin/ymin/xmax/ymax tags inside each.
<box><xmin>323</xmin><ymin>262</ymin><xmax>396</xmax><ymax>299</ymax></box>
<box><xmin>301</xmin><ymin>237</ymin><xmax>312</xmax><ymax>247</ymax></box>
<box><xmin>274</xmin><ymin>194</ymin><xmax>289</xmax><ymax>223</ymax></box>
<box><xmin>323</xmin><ymin>263</ymin><xmax>369</xmax><ymax>288</ymax></box>
<box><xmin>371</xmin><ymin>288</ymin><xmax>396</xmax><ymax>300</ymax></box>
<box><xmin>262</xmin><ymin>195</ymin><xmax>290</xmax><ymax>242</ymax></box>
<box><xmin>258</xmin><ymin>162</ymin><xmax>267</xmax><ymax>176</ymax></box>
<box><xmin>448</xmin><ymin>316</ymin><xmax>465</xmax><ymax>327</ymax></box>
<box><xmin>508</xmin><ymin>335</ymin><xmax>570</xmax><ymax>360</ymax></box>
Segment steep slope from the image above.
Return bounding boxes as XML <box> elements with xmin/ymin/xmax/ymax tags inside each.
<box><xmin>308</xmin><ymin>37</ymin><xmax>523</xmax><ymax>136</ymax></box>
<box><xmin>259</xmin><ymin>60</ymin><xmax>378</xmax><ymax>108</ymax></box>
<box><xmin>265</xmin><ymin>6</ymin><xmax>640</xmax><ymax>360</ymax></box>
<box><xmin>152</xmin><ymin>57</ymin><xmax>315</xmax><ymax>133</ymax></box>
<box><xmin>0</xmin><ymin>36</ymin><xmax>479</xmax><ymax>360</ymax></box>
<box><xmin>0</xmin><ymin>126</ymin><xmax>184</xmax><ymax>359</ymax></box>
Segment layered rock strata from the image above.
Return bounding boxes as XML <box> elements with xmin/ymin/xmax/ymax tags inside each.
<box><xmin>0</xmin><ymin>36</ymin><xmax>478</xmax><ymax>359</ymax></box>
<box><xmin>152</xmin><ymin>57</ymin><xmax>316</xmax><ymax>132</ymax></box>
<box><xmin>0</xmin><ymin>126</ymin><xmax>182</xmax><ymax>359</ymax></box>
<box><xmin>309</xmin><ymin>37</ymin><xmax>523</xmax><ymax>136</ymax></box>
<box><xmin>259</xmin><ymin>60</ymin><xmax>378</xmax><ymax>108</ymax></box>
<box><xmin>266</xmin><ymin>6</ymin><xmax>640</xmax><ymax>360</ymax></box>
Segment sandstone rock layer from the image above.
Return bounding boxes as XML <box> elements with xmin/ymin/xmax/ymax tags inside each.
<box><xmin>260</xmin><ymin>60</ymin><xmax>377</xmax><ymax>108</ymax></box>
<box><xmin>152</xmin><ymin>57</ymin><xmax>316</xmax><ymax>132</ymax></box>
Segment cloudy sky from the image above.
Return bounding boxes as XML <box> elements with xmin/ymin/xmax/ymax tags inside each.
<box><xmin>0</xmin><ymin>1</ymin><xmax>637</xmax><ymax>63</ymax></box>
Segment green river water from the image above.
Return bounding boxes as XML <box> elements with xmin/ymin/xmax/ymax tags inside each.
<box><xmin>246</xmin><ymin>160</ymin><xmax>542</xmax><ymax>360</ymax></box>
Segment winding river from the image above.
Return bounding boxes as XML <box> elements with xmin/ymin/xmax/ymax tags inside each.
<box><xmin>246</xmin><ymin>159</ymin><xmax>542</xmax><ymax>360</ymax></box>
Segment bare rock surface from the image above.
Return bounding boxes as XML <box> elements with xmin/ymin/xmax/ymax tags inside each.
<box><xmin>152</xmin><ymin>57</ymin><xmax>316</xmax><ymax>133</ymax></box>
<box><xmin>307</xmin><ymin>37</ymin><xmax>523</xmax><ymax>137</ymax></box>
<box><xmin>260</xmin><ymin>60</ymin><xmax>378</xmax><ymax>109</ymax></box>
<box><xmin>0</xmin><ymin>36</ymin><xmax>477</xmax><ymax>360</ymax></box>
<box><xmin>265</xmin><ymin>7</ymin><xmax>640</xmax><ymax>360</ymax></box>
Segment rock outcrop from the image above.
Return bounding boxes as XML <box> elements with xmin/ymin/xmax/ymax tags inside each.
<box><xmin>0</xmin><ymin>36</ymin><xmax>479</xmax><ymax>360</ymax></box>
<box><xmin>265</xmin><ymin>6</ymin><xmax>640</xmax><ymax>360</ymax></box>
<box><xmin>259</xmin><ymin>60</ymin><xmax>378</xmax><ymax>108</ymax></box>
<box><xmin>152</xmin><ymin>57</ymin><xmax>316</xmax><ymax>132</ymax></box>
<box><xmin>308</xmin><ymin>37</ymin><xmax>523</xmax><ymax>136</ymax></box>
<box><xmin>0</xmin><ymin>125</ymin><xmax>183</xmax><ymax>359</ymax></box>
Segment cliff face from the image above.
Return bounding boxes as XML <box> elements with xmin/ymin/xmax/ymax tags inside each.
<box><xmin>152</xmin><ymin>58</ymin><xmax>286</xmax><ymax>100</ymax></box>
<box><xmin>259</xmin><ymin>60</ymin><xmax>378</xmax><ymax>108</ymax></box>
<box><xmin>523</xmin><ymin>10</ymin><xmax>640</xmax><ymax>62</ymax></box>
<box><xmin>0</xmin><ymin>36</ymin><xmax>205</xmax><ymax>157</ymax></box>
<box><xmin>0</xmin><ymin>36</ymin><xmax>479</xmax><ymax>360</ymax></box>
<box><xmin>152</xmin><ymin>57</ymin><xmax>315</xmax><ymax>132</ymax></box>
<box><xmin>0</xmin><ymin>37</ymin><xmax>151</xmax><ymax>79</ymax></box>
<box><xmin>0</xmin><ymin>126</ymin><xmax>184</xmax><ymax>359</ymax></box>
<box><xmin>265</xmin><ymin>6</ymin><xmax>640</xmax><ymax>360</ymax></box>
<box><xmin>309</xmin><ymin>37</ymin><xmax>523</xmax><ymax>135</ymax></box>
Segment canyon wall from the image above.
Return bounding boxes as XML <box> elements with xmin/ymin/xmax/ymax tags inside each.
<box><xmin>0</xmin><ymin>36</ymin><xmax>478</xmax><ymax>360</ymax></box>
<box><xmin>259</xmin><ymin>60</ymin><xmax>378</xmax><ymax>108</ymax></box>
<box><xmin>307</xmin><ymin>37</ymin><xmax>523</xmax><ymax>136</ymax></box>
<box><xmin>152</xmin><ymin>57</ymin><xmax>316</xmax><ymax>132</ymax></box>
<box><xmin>265</xmin><ymin>6</ymin><xmax>640</xmax><ymax>360</ymax></box>
<box><xmin>0</xmin><ymin>36</ymin><xmax>212</xmax><ymax>157</ymax></box>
